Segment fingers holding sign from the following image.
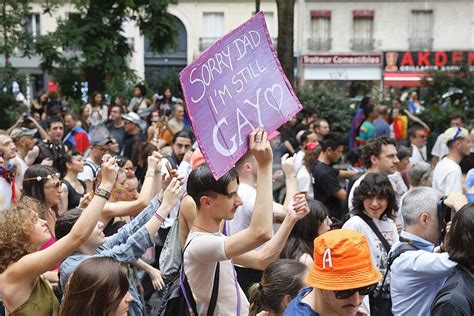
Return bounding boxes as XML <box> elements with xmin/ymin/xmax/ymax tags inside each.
<box><xmin>249</xmin><ymin>128</ymin><xmax>272</xmax><ymax>167</ymax></box>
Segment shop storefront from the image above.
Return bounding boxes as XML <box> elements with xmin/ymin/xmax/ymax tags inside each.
<box><xmin>300</xmin><ymin>54</ymin><xmax>382</xmax><ymax>98</ymax></box>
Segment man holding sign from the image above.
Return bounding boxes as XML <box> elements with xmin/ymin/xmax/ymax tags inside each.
<box><xmin>180</xmin><ymin>11</ymin><xmax>302</xmax><ymax>179</ymax></box>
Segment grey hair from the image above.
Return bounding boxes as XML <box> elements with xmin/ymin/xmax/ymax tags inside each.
<box><xmin>408</xmin><ymin>161</ymin><xmax>432</xmax><ymax>187</ymax></box>
<box><xmin>401</xmin><ymin>187</ymin><xmax>443</xmax><ymax>226</ymax></box>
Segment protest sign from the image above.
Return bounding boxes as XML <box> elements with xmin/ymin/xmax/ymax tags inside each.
<box><xmin>180</xmin><ymin>11</ymin><xmax>302</xmax><ymax>179</ymax></box>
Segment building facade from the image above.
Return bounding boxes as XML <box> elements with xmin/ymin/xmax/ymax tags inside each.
<box><xmin>5</xmin><ymin>0</ymin><xmax>473</xmax><ymax>99</ymax></box>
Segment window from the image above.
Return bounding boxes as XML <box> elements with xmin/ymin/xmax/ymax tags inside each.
<box><xmin>309</xmin><ymin>11</ymin><xmax>331</xmax><ymax>51</ymax></box>
<box><xmin>25</xmin><ymin>14</ymin><xmax>40</xmax><ymax>41</ymax></box>
<box><xmin>409</xmin><ymin>10</ymin><xmax>433</xmax><ymax>50</ymax></box>
<box><xmin>200</xmin><ymin>13</ymin><xmax>224</xmax><ymax>51</ymax></box>
<box><xmin>64</xmin><ymin>13</ymin><xmax>82</xmax><ymax>52</ymax></box>
<box><xmin>351</xmin><ymin>11</ymin><xmax>374</xmax><ymax>51</ymax></box>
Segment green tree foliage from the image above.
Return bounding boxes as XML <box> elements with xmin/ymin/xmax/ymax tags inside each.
<box><xmin>420</xmin><ymin>63</ymin><xmax>473</xmax><ymax>134</ymax></box>
<box><xmin>36</xmin><ymin>0</ymin><xmax>177</xmax><ymax>98</ymax></box>
<box><xmin>0</xmin><ymin>0</ymin><xmax>31</xmax><ymax>128</ymax></box>
<box><xmin>297</xmin><ymin>85</ymin><xmax>355</xmax><ymax>136</ymax></box>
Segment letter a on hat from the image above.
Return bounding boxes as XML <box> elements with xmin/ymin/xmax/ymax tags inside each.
<box><xmin>322</xmin><ymin>248</ymin><xmax>333</xmax><ymax>269</ymax></box>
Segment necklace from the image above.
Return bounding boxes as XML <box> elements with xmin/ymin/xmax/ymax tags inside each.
<box><xmin>193</xmin><ymin>224</ymin><xmax>217</xmax><ymax>234</ymax></box>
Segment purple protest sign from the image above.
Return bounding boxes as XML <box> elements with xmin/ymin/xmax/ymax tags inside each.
<box><xmin>180</xmin><ymin>11</ymin><xmax>302</xmax><ymax>179</ymax></box>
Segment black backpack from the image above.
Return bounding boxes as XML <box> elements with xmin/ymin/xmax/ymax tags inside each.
<box><xmin>153</xmin><ymin>240</ymin><xmax>220</xmax><ymax>316</ymax></box>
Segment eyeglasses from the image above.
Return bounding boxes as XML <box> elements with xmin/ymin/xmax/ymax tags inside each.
<box><xmin>334</xmin><ymin>283</ymin><xmax>377</xmax><ymax>299</ymax></box>
<box><xmin>43</xmin><ymin>181</ymin><xmax>62</xmax><ymax>190</ymax></box>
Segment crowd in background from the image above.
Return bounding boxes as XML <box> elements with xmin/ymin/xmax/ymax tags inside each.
<box><xmin>0</xmin><ymin>84</ymin><xmax>473</xmax><ymax>316</ymax></box>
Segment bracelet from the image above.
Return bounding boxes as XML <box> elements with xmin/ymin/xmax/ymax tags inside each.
<box><xmin>95</xmin><ymin>187</ymin><xmax>111</xmax><ymax>200</ymax></box>
<box><xmin>154</xmin><ymin>212</ymin><xmax>166</xmax><ymax>222</ymax></box>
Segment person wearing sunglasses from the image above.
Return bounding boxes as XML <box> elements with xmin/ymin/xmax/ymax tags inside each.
<box><xmin>432</xmin><ymin>126</ymin><xmax>471</xmax><ymax>195</ymax></box>
<box><xmin>284</xmin><ymin>229</ymin><xmax>382</xmax><ymax>316</ymax></box>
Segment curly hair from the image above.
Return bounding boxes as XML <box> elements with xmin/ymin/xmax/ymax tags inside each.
<box><xmin>0</xmin><ymin>205</ymin><xmax>37</xmax><ymax>273</ymax></box>
<box><xmin>352</xmin><ymin>173</ymin><xmax>397</xmax><ymax>220</ymax></box>
<box><xmin>360</xmin><ymin>136</ymin><xmax>397</xmax><ymax>169</ymax></box>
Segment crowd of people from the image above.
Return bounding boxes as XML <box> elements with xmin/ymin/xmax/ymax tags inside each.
<box><xmin>0</xmin><ymin>86</ymin><xmax>473</xmax><ymax>316</ymax></box>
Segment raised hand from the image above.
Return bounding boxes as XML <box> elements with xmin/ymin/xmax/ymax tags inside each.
<box><xmin>100</xmin><ymin>156</ymin><xmax>119</xmax><ymax>186</ymax></box>
<box><xmin>159</xmin><ymin>177</ymin><xmax>182</xmax><ymax>216</ymax></box>
<box><xmin>249</xmin><ymin>128</ymin><xmax>272</xmax><ymax>167</ymax></box>
<box><xmin>281</xmin><ymin>153</ymin><xmax>296</xmax><ymax>177</ymax></box>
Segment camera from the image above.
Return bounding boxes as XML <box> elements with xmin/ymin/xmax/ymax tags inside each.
<box><xmin>437</xmin><ymin>197</ymin><xmax>453</xmax><ymax>244</ymax></box>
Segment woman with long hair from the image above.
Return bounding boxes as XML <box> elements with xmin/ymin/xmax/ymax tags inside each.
<box><xmin>0</xmin><ymin>159</ymin><xmax>118</xmax><ymax>315</ymax></box>
<box><xmin>58</xmin><ymin>151</ymin><xmax>87</xmax><ymax>212</ymax></box>
<box><xmin>60</xmin><ymin>257</ymin><xmax>133</xmax><ymax>316</ymax></box>
<box><xmin>85</xmin><ymin>91</ymin><xmax>108</xmax><ymax>131</ymax></box>
<box><xmin>280</xmin><ymin>199</ymin><xmax>332</xmax><ymax>269</ymax></box>
<box><xmin>248</xmin><ymin>259</ymin><xmax>307</xmax><ymax>316</ymax></box>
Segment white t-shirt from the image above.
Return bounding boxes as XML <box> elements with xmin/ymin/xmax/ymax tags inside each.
<box><xmin>77</xmin><ymin>158</ymin><xmax>100</xmax><ymax>182</ymax></box>
<box><xmin>343</xmin><ymin>214</ymin><xmax>398</xmax><ymax>314</ymax></box>
<box><xmin>184</xmin><ymin>232</ymin><xmax>249</xmax><ymax>316</ymax></box>
<box><xmin>0</xmin><ymin>177</ymin><xmax>12</xmax><ymax>211</ymax></box>
<box><xmin>409</xmin><ymin>144</ymin><xmax>427</xmax><ymax>164</ymax></box>
<box><xmin>432</xmin><ymin>157</ymin><xmax>463</xmax><ymax>195</ymax></box>
<box><xmin>296</xmin><ymin>165</ymin><xmax>314</xmax><ymax>199</ymax></box>
<box><xmin>294</xmin><ymin>150</ymin><xmax>305</xmax><ymax>173</ymax></box>
<box><xmin>431</xmin><ymin>134</ymin><xmax>448</xmax><ymax>160</ymax></box>
<box><xmin>388</xmin><ymin>171</ymin><xmax>408</xmax><ymax>205</ymax></box>
<box><xmin>13</xmin><ymin>156</ymin><xmax>28</xmax><ymax>190</ymax></box>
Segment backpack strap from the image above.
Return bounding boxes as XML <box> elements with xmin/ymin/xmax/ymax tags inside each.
<box><xmin>378</xmin><ymin>242</ymin><xmax>418</xmax><ymax>291</ymax></box>
<box><xmin>354</xmin><ymin>212</ymin><xmax>391</xmax><ymax>254</ymax></box>
<box><xmin>207</xmin><ymin>262</ymin><xmax>220</xmax><ymax>316</ymax></box>
<box><xmin>84</xmin><ymin>160</ymin><xmax>97</xmax><ymax>178</ymax></box>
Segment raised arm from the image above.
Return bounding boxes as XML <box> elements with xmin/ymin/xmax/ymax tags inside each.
<box><xmin>10</xmin><ymin>157</ymin><xmax>118</xmax><ymax>281</ymax></box>
<box><xmin>224</xmin><ymin>128</ymin><xmax>273</xmax><ymax>258</ymax></box>
<box><xmin>100</xmin><ymin>152</ymin><xmax>162</xmax><ymax>222</ymax></box>
<box><xmin>234</xmin><ymin>193</ymin><xmax>310</xmax><ymax>270</ymax></box>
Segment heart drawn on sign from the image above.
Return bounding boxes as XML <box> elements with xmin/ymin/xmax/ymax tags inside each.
<box><xmin>264</xmin><ymin>84</ymin><xmax>283</xmax><ymax>112</ymax></box>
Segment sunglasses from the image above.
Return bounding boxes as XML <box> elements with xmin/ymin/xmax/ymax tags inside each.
<box><xmin>334</xmin><ymin>283</ymin><xmax>377</xmax><ymax>299</ymax></box>
<box><xmin>43</xmin><ymin>181</ymin><xmax>62</xmax><ymax>190</ymax></box>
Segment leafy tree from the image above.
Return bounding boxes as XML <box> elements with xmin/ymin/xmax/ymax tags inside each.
<box><xmin>0</xmin><ymin>0</ymin><xmax>31</xmax><ymax>128</ymax></box>
<box><xmin>276</xmin><ymin>0</ymin><xmax>295</xmax><ymax>86</ymax></box>
<box><xmin>420</xmin><ymin>63</ymin><xmax>473</xmax><ymax>135</ymax></box>
<box><xmin>297</xmin><ymin>84</ymin><xmax>355</xmax><ymax>136</ymax></box>
<box><xmin>36</xmin><ymin>0</ymin><xmax>177</xmax><ymax>99</ymax></box>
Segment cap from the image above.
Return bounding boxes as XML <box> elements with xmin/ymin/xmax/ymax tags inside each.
<box><xmin>442</xmin><ymin>127</ymin><xmax>469</xmax><ymax>144</ymax></box>
<box><xmin>466</xmin><ymin>168</ymin><xmax>474</xmax><ymax>190</ymax></box>
<box><xmin>306</xmin><ymin>229</ymin><xmax>382</xmax><ymax>291</ymax></box>
<box><xmin>190</xmin><ymin>147</ymin><xmax>205</xmax><ymax>170</ymax></box>
<box><xmin>90</xmin><ymin>127</ymin><xmax>111</xmax><ymax>146</ymax></box>
<box><xmin>122</xmin><ymin>112</ymin><xmax>146</xmax><ymax>130</ymax></box>
<box><xmin>10</xmin><ymin>127</ymin><xmax>37</xmax><ymax>140</ymax></box>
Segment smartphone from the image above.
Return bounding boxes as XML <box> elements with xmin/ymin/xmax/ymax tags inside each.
<box><xmin>165</xmin><ymin>162</ymin><xmax>176</xmax><ymax>178</ymax></box>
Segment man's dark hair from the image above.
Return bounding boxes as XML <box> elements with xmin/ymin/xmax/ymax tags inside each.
<box><xmin>55</xmin><ymin>208</ymin><xmax>82</xmax><ymax>240</ymax></box>
<box><xmin>352</xmin><ymin>173</ymin><xmax>397</xmax><ymax>220</ymax></box>
<box><xmin>110</xmin><ymin>104</ymin><xmax>125</xmax><ymax>115</ymax></box>
<box><xmin>187</xmin><ymin>164</ymin><xmax>239</xmax><ymax>208</ymax></box>
<box><xmin>299</xmin><ymin>130</ymin><xmax>312</xmax><ymax>146</ymax></box>
<box><xmin>408</xmin><ymin>124</ymin><xmax>425</xmax><ymax>139</ymax></box>
<box><xmin>360</xmin><ymin>136</ymin><xmax>397</xmax><ymax>168</ymax></box>
<box><xmin>46</xmin><ymin>116</ymin><xmax>65</xmax><ymax>130</ymax></box>
<box><xmin>446</xmin><ymin>204</ymin><xmax>474</xmax><ymax>273</ymax></box>
<box><xmin>172</xmin><ymin>129</ymin><xmax>194</xmax><ymax>144</ymax></box>
<box><xmin>449</xmin><ymin>115</ymin><xmax>464</xmax><ymax>123</ymax></box>
<box><xmin>396</xmin><ymin>145</ymin><xmax>411</xmax><ymax>161</ymax></box>
<box><xmin>65</xmin><ymin>112</ymin><xmax>79</xmax><ymax>121</ymax></box>
<box><xmin>314</xmin><ymin>119</ymin><xmax>328</xmax><ymax>130</ymax></box>
<box><xmin>319</xmin><ymin>132</ymin><xmax>345</xmax><ymax>151</ymax></box>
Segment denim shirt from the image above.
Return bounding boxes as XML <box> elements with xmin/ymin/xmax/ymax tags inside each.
<box><xmin>389</xmin><ymin>231</ymin><xmax>457</xmax><ymax>316</ymax></box>
<box><xmin>59</xmin><ymin>196</ymin><xmax>161</xmax><ymax>316</ymax></box>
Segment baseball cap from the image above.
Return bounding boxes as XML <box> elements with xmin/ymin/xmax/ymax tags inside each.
<box><xmin>442</xmin><ymin>127</ymin><xmax>469</xmax><ymax>144</ymax></box>
<box><xmin>306</xmin><ymin>229</ymin><xmax>382</xmax><ymax>291</ymax></box>
<box><xmin>89</xmin><ymin>127</ymin><xmax>112</xmax><ymax>146</ymax></box>
<box><xmin>122</xmin><ymin>112</ymin><xmax>146</xmax><ymax>130</ymax></box>
<box><xmin>10</xmin><ymin>127</ymin><xmax>37</xmax><ymax>140</ymax></box>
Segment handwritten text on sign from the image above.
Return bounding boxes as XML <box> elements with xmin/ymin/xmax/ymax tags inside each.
<box><xmin>180</xmin><ymin>12</ymin><xmax>302</xmax><ymax>179</ymax></box>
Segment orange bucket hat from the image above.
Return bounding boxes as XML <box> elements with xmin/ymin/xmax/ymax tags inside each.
<box><xmin>306</xmin><ymin>229</ymin><xmax>382</xmax><ymax>291</ymax></box>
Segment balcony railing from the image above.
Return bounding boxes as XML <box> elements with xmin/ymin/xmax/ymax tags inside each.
<box><xmin>308</xmin><ymin>38</ymin><xmax>332</xmax><ymax>51</ymax></box>
<box><xmin>408</xmin><ymin>37</ymin><xmax>433</xmax><ymax>51</ymax></box>
<box><xmin>199</xmin><ymin>37</ymin><xmax>220</xmax><ymax>51</ymax></box>
<box><xmin>350</xmin><ymin>38</ymin><xmax>375</xmax><ymax>51</ymax></box>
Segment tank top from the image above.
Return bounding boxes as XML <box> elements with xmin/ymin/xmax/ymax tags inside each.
<box><xmin>10</xmin><ymin>276</ymin><xmax>59</xmax><ymax>316</ymax></box>
<box><xmin>62</xmin><ymin>179</ymin><xmax>86</xmax><ymax>210</ymax></box>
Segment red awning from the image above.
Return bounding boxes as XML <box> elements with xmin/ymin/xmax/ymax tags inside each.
<box><xmin>383</xmin><ymin>72</ymin><xmax>430</xmax><ymax>87</ymax></box>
